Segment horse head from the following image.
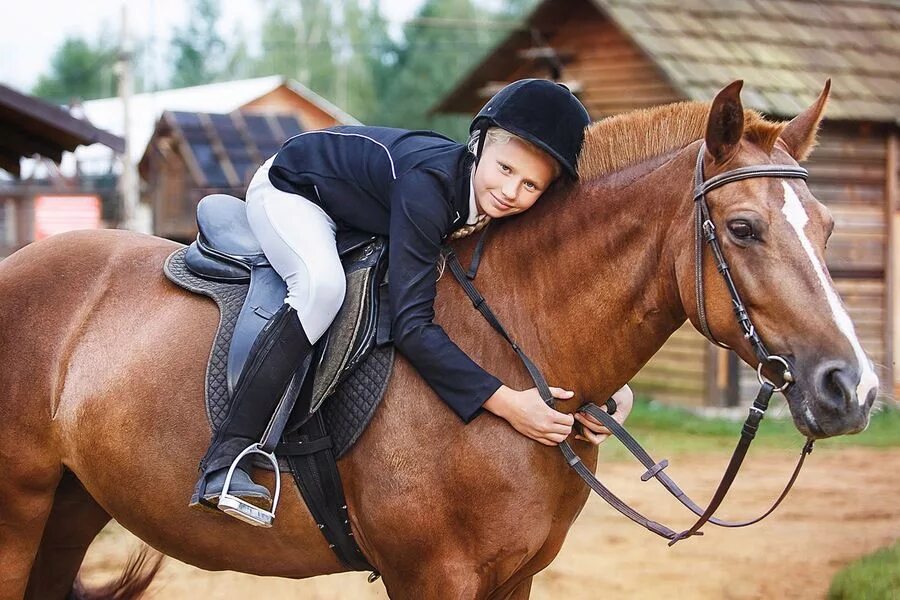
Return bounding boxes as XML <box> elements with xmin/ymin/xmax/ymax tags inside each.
<box><xmin>675</xmin><ymin>80</ymin><xmax>877</xmax><ymax>438</ymax></box>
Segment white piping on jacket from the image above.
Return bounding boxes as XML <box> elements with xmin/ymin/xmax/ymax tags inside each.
<box><xmin>282</xmin><ymin>130</ymin><xmax>397</xmax><ymax>180</ymax></box>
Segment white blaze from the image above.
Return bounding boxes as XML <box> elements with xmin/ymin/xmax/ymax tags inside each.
<box><xmin>780</xmin><ymin>182</ymin><xmax>878</xmax><ymax>405</ymax></box>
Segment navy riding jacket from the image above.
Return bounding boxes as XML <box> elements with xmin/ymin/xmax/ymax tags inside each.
<box><xmin>268</xmin><ymin>125</ymin><xmax>502</xmax><ymax>422</ymax></box>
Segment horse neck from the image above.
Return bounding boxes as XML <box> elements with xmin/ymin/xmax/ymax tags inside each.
<box><xmin>471</xmin><ymin>145</ymin><xmax>698</xmax><ymax>399</ymax></box>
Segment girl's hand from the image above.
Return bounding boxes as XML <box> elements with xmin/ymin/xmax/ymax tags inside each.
<box><xmin>484</xmin><ymin>385</ymin><xmax>575</xmax><ymax>446</ymax></box>
<box><xmin>574</xmin><ymin>384</ymin><xmax>634</xmax><ymax>445</ymax></box>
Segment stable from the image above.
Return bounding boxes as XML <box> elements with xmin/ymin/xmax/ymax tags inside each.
<box><xmin>135</xmin><ymin>77</ymin><xmax>360</xmax><ymax>243</ymax></box>
<box><xmin>0</xmin><ymin>84</ymin><xmax>124</xmax><ymax>257</ymax></box>
<box><xmin>434</xmin><ymin>0</ymin><xmax>900</xmax><ymax>406</ymax></box>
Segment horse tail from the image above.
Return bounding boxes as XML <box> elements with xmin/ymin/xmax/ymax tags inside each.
<box><xmin>69</xmin><ymin>547</ymin><xmax>164</xmax><ymax>600</ymax></box>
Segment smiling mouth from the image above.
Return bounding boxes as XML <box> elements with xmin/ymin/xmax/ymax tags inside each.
<box><xmin>491</xmin><ymin>193</ymin><xmax>514</xmax><ymax>210</ymax></box>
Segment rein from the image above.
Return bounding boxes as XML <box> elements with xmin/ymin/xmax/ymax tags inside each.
<box><xmin>442</xmin><ymin>143</ymin><xmax>816</xmax><ymax>544</ymax></box>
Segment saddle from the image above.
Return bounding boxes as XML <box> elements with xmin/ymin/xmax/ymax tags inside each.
<box><xmin>164</xmin><ymin>193</ymin><xmax>391</xmax><ymax>571</ymax></box>
<box><xmin>182</xmin><ymin>193</ymin><xmax>392</xmax><ymax>415</ymax></box>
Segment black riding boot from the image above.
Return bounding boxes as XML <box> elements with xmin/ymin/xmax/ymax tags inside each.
<box><xmin>190</xmin><ymin>303</ymin><xmax>313</xmax><ymax>511</ymax></box>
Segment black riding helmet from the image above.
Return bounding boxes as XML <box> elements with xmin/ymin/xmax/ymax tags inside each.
<box><xmin>470</xmin><ymin>78</ymin><xmax>591</xmax><ymax>179</ymax></box>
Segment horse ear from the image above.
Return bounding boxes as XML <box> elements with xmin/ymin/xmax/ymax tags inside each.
<box><xmin>779</xmin><ymin>79</ymin><xmax>831</xmax><ymax>161</ymax></box>
<box><xmin>705</xmin><ymin>80</ymin><xmax>745</xmax><ymax>164</ymax></box>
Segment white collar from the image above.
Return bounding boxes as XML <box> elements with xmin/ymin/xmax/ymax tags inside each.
<box><xmin>466</xmin><ymin>170</ymin><xmax>479</xmax><ymax>225</ymax></box>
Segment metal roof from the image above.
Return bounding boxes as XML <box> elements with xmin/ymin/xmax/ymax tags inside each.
<box><xmin>65</xmin><ymin>76</ymin><xmax>359</xmax><ymax>175</ymax></box>
<box><xmin>0</xmin><ymin>83</ymin><xmax>124</xmax><ymax>177</ymax></box>
<box><xmin>139</xmin><ymin>110</ymin><xmax>305</xmax><ymax>188</ymax></box>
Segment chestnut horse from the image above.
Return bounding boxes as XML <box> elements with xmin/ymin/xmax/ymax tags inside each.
<box><xmin>0</xmin><ymin>81</ymin><xmax>876</xmax><ymax>599</ymax></box>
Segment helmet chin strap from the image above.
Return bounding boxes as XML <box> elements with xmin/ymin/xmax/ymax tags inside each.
<box><xmin>473</xmin><ymin>124</ymin><xmax>489</xmax><ymax>172</ymax></box>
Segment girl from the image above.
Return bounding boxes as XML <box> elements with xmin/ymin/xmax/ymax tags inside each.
<box><xmin>191</xmin><ymin>79</ymin><xmax>633</xmax><ymax>519</ymax></box>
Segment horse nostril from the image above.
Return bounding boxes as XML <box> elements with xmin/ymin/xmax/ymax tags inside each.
<box><xmin>865</xmin><ymin>387</ymin><xmax>877</xmax><ymax>409</ymax></box>
<box><xmin>814</xmin><ymin>361</ymin><xmax>858</xmax><ymax>412</ymax></box>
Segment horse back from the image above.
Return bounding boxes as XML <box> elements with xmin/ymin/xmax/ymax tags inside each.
<box><xmin>0</xmin><ymin>230</ymin><xmax>211</xmax><ymax>451</ymax></box>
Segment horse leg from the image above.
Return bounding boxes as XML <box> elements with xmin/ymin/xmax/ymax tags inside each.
<box><xmin>0</xmin><ymin>460</ymin><xmax>61</xmax><ymax>600</ymax></box>
<box><xmin>24</xmin><ymin>469</ymin><xmax>111</xmax><ymax>600</ymax></box>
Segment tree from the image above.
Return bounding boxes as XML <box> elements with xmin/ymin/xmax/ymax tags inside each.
<box><xmin>222</xmin><ymin>24</ymin><xmax>256</xmax><ymax>81</ymax></box>
<box><xmin>501</xmin><ymin>0</ymin><xmax>539</xmax><ymax>17</ymax></box>
<box><xmin>32</xmin><ymin>35</ymin><xmax>117</xmax><ymax>103</ymax></box>
<box><xmin>372</xmin><ymin>0</ymin><xmax>507</xmax><ymax>139</ymax></box>
<box><xmin>256</xmin><ymin>0</ymin><xmax>337</xmax><ymax>95</ymax></box>
<box><xmin>169</xmin><ymin>0</ymin><xmax>225</xmax><ymax>88</ymax></box>
<box><xmin>334</xmin><ymin>0</ymin><xmax>392</xmax><ymax>123</ymax></box>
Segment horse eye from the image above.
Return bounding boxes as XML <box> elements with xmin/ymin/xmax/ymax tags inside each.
<box><xmin>728</xmin><ymin>221</ymin><xmax>754</xmax><ymax>240</ymax></box>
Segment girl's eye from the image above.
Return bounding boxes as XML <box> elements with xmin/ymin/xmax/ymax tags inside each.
<box><xmin>524</xmin><ymin>181</ymin><xmax>536</xmax><ymax>192</ymax></box>
<box><xmin>498</xmin><ymin>163</ymin><xmax>511</xmax><ymax>173</ymax></box>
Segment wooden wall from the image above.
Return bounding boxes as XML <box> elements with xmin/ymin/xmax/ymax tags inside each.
<box><xmin>504</xmin><ymin>0</ymin><xmax>682</xmax><ymax>117</ymax></box>
<box><xmin>144</xmin><ymin>140</ymin><xmax>190</xmax><ymax>242</ymax></box>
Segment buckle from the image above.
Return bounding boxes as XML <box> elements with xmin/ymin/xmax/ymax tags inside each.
<box><xmin>218</xmin><ymin>443</ymin><xmax>281</xmax><ymax>528</ymax></box>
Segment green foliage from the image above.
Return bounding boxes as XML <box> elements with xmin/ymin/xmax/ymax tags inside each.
<box><xmin>371</xmin><ymin>0</ymin><xmax>514</xmax><ymax>139</ymax></box>
<box><xmin>169</xmin><ymin>0</ymin><xmax>226</xmax><ymax>88</ymax></box>
<box><xmin>828</xmin><ymin>541</ymin><xmax>900</xmax><ymax>600</ymax></box>
<box><xmin>31</xmin><ymin>0</ymin><xmax>537</xmax><ymax>127</ymax></box>
<box><xmin>32</xmin><ymin>35</ymin><xmax>117</xmax><ymax>102</ymax></box>
<box><xmin>256</xmin><ymin>0</ymin><xmax>337</xmax><ymax>95</ymax></box>
<box><xmin>333</xmin><ymin>0</ymin><xmax>390</xmax><ymax>123</ymax></box>
<box><xmin>500</xmin><ymin>0</ymin><xmax>541</xmax><ymax>17</ymax></box>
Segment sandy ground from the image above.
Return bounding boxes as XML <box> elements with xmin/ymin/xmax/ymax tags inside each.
<box><xmin>79</xmin><ymin>446</ymin><xmax>900</xmax><ymax>599</ymax></box>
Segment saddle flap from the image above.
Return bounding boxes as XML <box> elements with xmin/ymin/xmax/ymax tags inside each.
<box><xmin>184</xmin><ymin>242</ymin><xmax>250</xmax><ymax>283</ymax></box>
<box><xmin>309</xmin><ymin>237</ymin><xmax>389</xmax><ymax>407</ymax></box>
<box><xmin>197</xmin><ymin>194</ymin><xmax>266</xmax><ymax>260</ymax></box>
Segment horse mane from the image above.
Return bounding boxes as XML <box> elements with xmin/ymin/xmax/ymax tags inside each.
<box><xmin>577</xmin><ymin>102</ymin><xmax>787</xmax><ymax>181</ymax></box>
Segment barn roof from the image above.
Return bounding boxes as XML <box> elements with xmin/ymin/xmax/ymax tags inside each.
<box><xmin>77</xmin><ymin>76</ymin><xmax>358</xmax><ymax>168</ymax></box>
<box><xmin>0</xmin><ymin>83</ymin><xmax>124</xmax><ymax>177</ymax></box>
<box><xmin>436</xmin><ymin>0</ymin><xmax>900</xmax><ymax>123</ymax></box>
<box><xmin>138</xmin><ymin>110</ymin><xmax>305</xmax><ymax>189</ymax></box>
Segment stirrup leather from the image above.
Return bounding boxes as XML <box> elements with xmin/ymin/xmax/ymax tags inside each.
<box><xmin>218</xmin><ymin>443</ymin><xmax>282</xmax><ymax>527</ymax></box>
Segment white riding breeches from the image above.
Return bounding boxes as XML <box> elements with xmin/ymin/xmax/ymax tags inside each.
<box><xmin>245</xmin><ymin>158</ymin><xmax>346</xmax><ymax>343</ymax></box>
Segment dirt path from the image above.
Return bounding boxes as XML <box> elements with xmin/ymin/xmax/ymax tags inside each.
<box><xmin>79</xmin><ymin>447</ymin><xmax>900</xmax><ymax>599</ymax></box>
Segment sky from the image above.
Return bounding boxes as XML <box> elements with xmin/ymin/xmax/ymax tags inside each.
<box><xmin>0</xmin><ymin>0</ymin><xmax>425</xmax><ymax>93</ymax></box>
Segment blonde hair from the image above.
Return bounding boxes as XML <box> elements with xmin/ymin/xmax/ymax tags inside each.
<box><xmin>450</xmin><ymin>127</ymin><xmax>559</xmax><ymax>240</ymax></box>
<box><xmin>467</xmin><ymin>128</ymin><xmax>562</xmax><ymax>179</ymax></box>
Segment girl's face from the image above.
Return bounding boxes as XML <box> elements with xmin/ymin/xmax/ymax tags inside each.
<box><xmin>473</xmin><ymin>135</ymin><xmax>558</xmax><ymax>219</ymax></box>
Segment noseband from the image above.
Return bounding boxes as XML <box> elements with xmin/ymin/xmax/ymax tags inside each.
<box><xmin>443</xmin><ymin>142</ymin><xmax>817</xmax><ymax>545</ymax></box>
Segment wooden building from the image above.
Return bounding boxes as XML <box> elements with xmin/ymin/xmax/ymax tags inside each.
<box><xmin>0</xmin><ymin>84</ymin><xmax>124</xmax><ymax>257</ymax></box>
<box><xmin>435</xmin><ymin>0</ymin><xmax>900</xmax><ymax>406</ymax></box>
<box><xmin>137</xmin><ymin>78</ymin><xmax>359</xmax><ymax>243</ymax></box>
<box><xmin>139</xmin><ymin>111</ymin><xmax>306</xmax><ymax>242</ymax></box>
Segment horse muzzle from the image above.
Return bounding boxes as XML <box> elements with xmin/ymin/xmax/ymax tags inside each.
<box><xmin>785</xmin><ymin>357</ymin><xmax>877</xmax><ymax>438</ymax></box>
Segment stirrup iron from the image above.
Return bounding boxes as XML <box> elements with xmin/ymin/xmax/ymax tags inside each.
<box><xmin>218</xmin><ymin>443</ymin><xmax>282</xmax><ymax>527</ymax></box>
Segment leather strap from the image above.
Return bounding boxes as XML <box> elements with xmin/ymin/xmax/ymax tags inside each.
<box><xmin>284</xmin><ymin>412</ymin><xmax>375</xmax><ymax>572</ymax></box>
<box><xmin>577</xmin><ymin>389</ymin><xmax>814</xmax><ymax>544</ymax></box>
<box><xmin>692</xmin><ymin>144</ymin><xmax>808</xmax><ymax>369</ymax></box>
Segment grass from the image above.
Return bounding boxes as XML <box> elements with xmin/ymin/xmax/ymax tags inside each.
<box><xmin>595</xmin><ymin>397</ymin><xmax>900</xmax><ymax>460</ymax></box>
<box><xmin>827</xmin><ymin>541</ymin><xmax>900</xmax><ymax>600</ymax></box>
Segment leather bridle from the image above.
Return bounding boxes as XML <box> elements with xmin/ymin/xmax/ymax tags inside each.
<box><xmin>443</xmin><ymin>142</ymin><xmax>818</xmax><ymax>544</ymax></box>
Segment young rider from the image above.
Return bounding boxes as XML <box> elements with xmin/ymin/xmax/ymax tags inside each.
<box><xmin>191</xmin><ymin>79</ymin><xmax>633</xmax><ymax>518</ymax></box>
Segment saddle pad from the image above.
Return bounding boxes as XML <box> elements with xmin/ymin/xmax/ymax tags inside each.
<box><xmin>164</xmin><ymin>247</ymin><xmax>393</xmax><ymax>460</ymax></box>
